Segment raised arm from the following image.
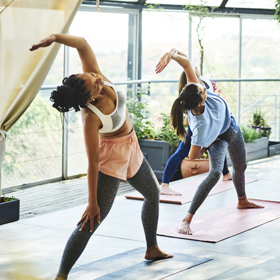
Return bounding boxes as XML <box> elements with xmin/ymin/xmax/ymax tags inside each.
<box><xmin>155</xmin><ymin>49</ymin><xmax>199</xmax><ymax>84</ymax></box>
<box><xmin>30</xmin><ymin>34</ymin><xmax>101</xmax><ymax>74</ymax></box>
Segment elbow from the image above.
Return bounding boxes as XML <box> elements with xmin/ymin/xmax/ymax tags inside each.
<box><xmin>78</xmin><ymin>37</ymin><xmax>89</xmax><ymax>50</ymax></box>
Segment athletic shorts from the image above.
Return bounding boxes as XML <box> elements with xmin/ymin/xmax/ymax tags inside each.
<box><xmin>98</xmin><ymin>130</ymin><xmax>143</xmax><ymax>180</ymax></box>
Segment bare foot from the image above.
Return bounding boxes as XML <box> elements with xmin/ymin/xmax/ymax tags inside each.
<box><xmin>194</xmin><ymin>65</ymin><xmax>201</xmax><ymax>78</ymax></box>
<box><xmin>223</xmin><ymin>172</ymin><xmax>233</xmax><ymax>181</ymax></box>
<box><xmin>161</xmin><ymin>183</ymin><xmax>181</xmax><ymax>196</ymax></box>
<box><xmin>237</xmin><ymin>197</ymin><xmax>264</xmax><ymax>209</ymax></box>
<box><xmin>145</xmin><ymin>244</ymin><xmax>173</xmax><ymax>260</ymax></box>
<box><xmin>178</xmin><ymin>220</ymin><xmax>192</xmax><ymax>235</ymax></box>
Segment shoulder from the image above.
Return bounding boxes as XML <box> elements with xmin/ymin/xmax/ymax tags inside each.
<box><xmin>81</xmin><ymin>107</ymin><xmax>102</xmax><ymax>130</ymax></box>
<box><xmin>199</xmin><ymin>76</ymin><xmax>214</xmax><ymax>92</ymax></box>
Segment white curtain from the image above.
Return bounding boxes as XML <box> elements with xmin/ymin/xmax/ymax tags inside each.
<box><xmin>0</xmin><ymin>0</ymin><xmax>84</xmax><ymax>195</ymax></box>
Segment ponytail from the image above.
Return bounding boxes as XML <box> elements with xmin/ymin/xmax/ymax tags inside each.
<box><xmin>170</xmin><ymin>98</ymin><xmax>186</xmax><ymax>140</ymax></box>
<box><xmin>178</xmin><ymin>71</ymin><xmax>188</xmax><ymax>96</ymax></box>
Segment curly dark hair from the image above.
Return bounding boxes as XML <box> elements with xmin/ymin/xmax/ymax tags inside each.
<box><xmin>50</xmin><ymin>74</ymin><xmax>91</xmax><ymax>113</ymax></box>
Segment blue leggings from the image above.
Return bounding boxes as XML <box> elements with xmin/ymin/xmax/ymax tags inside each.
<box><xmin>162</xmin><ymin>126</ymin><xmax>230</xmax><ymax>184</ymax></box>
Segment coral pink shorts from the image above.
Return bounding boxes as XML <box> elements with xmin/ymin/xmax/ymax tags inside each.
<box><xmin>98</xmin><ymin>130</ymin><xmax>143</xmax><ymax>181</ymax></box>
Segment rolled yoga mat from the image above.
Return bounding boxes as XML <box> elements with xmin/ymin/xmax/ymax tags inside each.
<box><xmin>125</xmin><ymin>175</ymin><xmax>257</xmax><ymax>205</ymax></box>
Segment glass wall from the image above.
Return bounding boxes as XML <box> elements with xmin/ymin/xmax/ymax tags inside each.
<box><xmin>2</xmin><ymin>6</ymin><xmax>138</xmax><ymax>189</ymax></box>
<box><xmin>240</xmin><ymin>17</ymin><xmax>280</xmax><ymax>140</ymax></box>
<box><xmin>2</xmin><ymin>53</ymin><xmax>63</xmax><ymax>189</ymax></box>
<box><xmin>66</xmin><ymin>7</ymin><xmax>138</xmax><ymax>177</ymax></box>
<box><xmin>142</xmin><ymin>10</ymin><xmax>189</xmax><ymax>133</ymax></box>
<box><xmin>2</xmin><ymin>4</ymin><xmax>279</xmax><ymax>190</ymax></box>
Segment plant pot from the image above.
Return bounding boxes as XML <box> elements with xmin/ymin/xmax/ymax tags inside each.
<box><xmin>180</xmin><ymin>158</ymin><xmax>209</xmax><ymax>178</ymax></box>
<box><xmin>139</xmin><ymin>139</ymin><xmax>180</xmax><ymax>180</ymax></box>
<box><xmin>249</xmin><ymin>125</ymin><xmax>271</xmax><ymax>137</ymax></box>
<box><xmin>227</xmin><ymin>137</ymin><xmax>269</xmax><ymax>165</ymax></box>
<box><xmin>0</xmin><ymin>197</ymin><xmax>20</xmax><ymax>225</ymax></box>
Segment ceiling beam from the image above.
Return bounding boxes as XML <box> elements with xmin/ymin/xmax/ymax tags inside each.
<box><xmin>82</xmin><ymin>1</ymin><xmax>276</xmax><ymax>16</ymax></box>
<box><xmin>219</xmin><ymin>0</ymin><xmax>228</xmax><ymax>9</ymax></box>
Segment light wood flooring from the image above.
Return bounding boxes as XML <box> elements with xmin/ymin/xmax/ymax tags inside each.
<box><xmin>4</xmin><ymin>176</ymin><xmax>134</xmax><ymax>220</ymax></box>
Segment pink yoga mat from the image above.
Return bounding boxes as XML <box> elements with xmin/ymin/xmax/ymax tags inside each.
<box><xmin>157</xmin><ymin>199</ymin><xmax>280</xmax><ymax>242</ymax></box>
<box><xmin>125</xmin><ymin>176</ymin><xmax>257</xmax><ymax>204</ymax></box>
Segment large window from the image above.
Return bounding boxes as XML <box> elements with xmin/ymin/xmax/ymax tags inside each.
<box><xmin>66</xmin><ymin>7</ymin><xmax>138</xmax><ymax>177</ymax></box>
<box><xmin>2</xmin><ymin>6</ymin><xmax>139</xmax><ymax>189</ymax></box>
<box><xmin>240</xmin><ymin>17</ymin><xmax>280</xmax><ymax>138</ymax></box>
<box><xmin>2</xmin><ymin>4</ymin><xmax>279</xmax><ymax>190</ymax></box>
<box><xmin>2</xmin><ymin>54</ymin><xmax>63</xmax><ymax>189</ymax></box>
<box><xmin>141</xmin><ymin>10</ymin><xmax>189</xmax><ymax>130</ymax></box>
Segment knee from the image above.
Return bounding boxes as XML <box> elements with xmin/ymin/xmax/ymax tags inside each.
<box><xmin>145</xmin><ymin>184</ymin><xmax>160</xmax><ymax>203</ymax></box>
<box><xmin>153</xmin><ymin>185</ymin><xmax>160</xmax><ymax>201</ymax></box>
<box><xmin>208</xmin><ymin>170</ymin><xmax>221</xmax><ymax>182</ymax></box>
<box><xmin>233</xmin><ymin>161</ymin><xmax>247</xmax><ymax>173</ymax></box>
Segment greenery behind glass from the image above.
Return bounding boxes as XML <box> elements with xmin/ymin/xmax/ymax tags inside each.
<box><xmin>2</xmin><ymin>8</ymin><xmax>280</xmax><ymax>189</ymax></box>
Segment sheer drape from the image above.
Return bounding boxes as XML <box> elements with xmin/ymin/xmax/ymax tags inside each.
<box><xmin>0</xmin><ymin>0</ymin><xmax>83</xmax><ymax>195</ymax></box>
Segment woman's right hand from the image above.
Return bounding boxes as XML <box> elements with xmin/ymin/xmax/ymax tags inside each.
<box><xmin>29</xmin><ymin>34</ymin><xmax>56</xmax><ymax>51</ymax></box>
<box><xmin>77</xmin><ymin>202</ymin><xmax>101</xmax><ymax>233</ymax></box>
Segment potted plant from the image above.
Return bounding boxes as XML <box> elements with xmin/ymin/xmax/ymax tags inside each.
<box><xmin>226</xmin><ymin>125</ymin><xmax>268</xmax><ymax>165</ymax></box>
<box><xmin>127</xmin><ymin>87</ymin><xmax>212</xmax><ymax>180</ymax></box>
<box><xmin>275</xmin><ymin>0</ymin><xmax>280</xmax><ymax>23</ymax></box>
<box><xmin>0</xmin><ymin>195</ymin><xmax>20</xmax><ymax>225</ymax></box>
<box><xmin>249</xmin><ymin>110</ymin><xmax>271</xmax><ymax>137</ymax></box>
<box><xmin>127</xmin><ymin>89</ymin><xmax>180</xmax><ymax>179</ymax></box>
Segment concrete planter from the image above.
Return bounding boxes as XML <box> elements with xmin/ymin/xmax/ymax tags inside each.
<box><xmin>139</xmin><ymin>139</ymin><xmax>179</xmax><ymax>180</ymax></box>
<box><xmin>0</xmin><ymin>197</ymin><xmax>20</xmax><ymax>225</ymax></box>
<box><xmin>268</xmin><ymin>141</ymin><xmax>280</xmax><ymax>156</ymax></box>
<box><xmin>227</xmin><ymin>137</ymin><xmax>268</xmax><ymax>165</ymax></box>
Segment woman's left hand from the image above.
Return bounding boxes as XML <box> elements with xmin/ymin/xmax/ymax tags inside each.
<box><xmin>155</xmin><ymin>52</ymin><xmax>172</xmax><ymax>74</ymax></box>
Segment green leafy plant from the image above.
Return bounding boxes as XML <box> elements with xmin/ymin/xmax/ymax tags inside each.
<box><xmin>249</xmin><ymin>110</ymin><xmax>271</xmax><ymax>137</ymax></box>
<box><xmin>275</xmin><ymin>0</ymin><xmax>280</xmax><ymax>23</ymax></box>
<box><xmin>251</xmin><ymin>110</ymin><xmax>267</xmax><ymax>126</ymax></box>
<box><xmin>126</xmin><ymin>88</ymin><xmax>155</xmax><ymax>140</ymax></box>
<box><xmin>0</xmin><ymin>194</ymin><xmax>16</xmax><ymax>203</ymax></box>
<box><xmin>241</xmin><ymin>126</ymin><xmax>263</xmax><ymax>143</ymax></box>
<box><xmin>154</xmin><ymin>112</ymin><xmax>180</xmax><ymax>146</ymax></box>
<box><xmin>127</xmin><ymin>88</ymin><xmax>180</xmax><ymax>145</ymax></box>
<box><xmin>145</xmin><ymin>3</ymin><xmax>163</xmax><ymax>11</ymax></box>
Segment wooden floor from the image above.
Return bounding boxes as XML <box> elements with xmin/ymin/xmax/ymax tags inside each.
<box><xmin>5</xmin><ymin>176</ymin><xmax>134</xmax><ymax>220</ymax></box>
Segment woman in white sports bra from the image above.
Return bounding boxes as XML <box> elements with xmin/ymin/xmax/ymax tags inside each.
<box><xmin>30</xmin><ymin>34</ymin><xmax>172</xmax><ymax>280</ymax></box>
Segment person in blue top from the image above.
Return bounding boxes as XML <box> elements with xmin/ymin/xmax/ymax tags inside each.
<box><xmin>156</xmin><ymin>48</ymin><xmax>263</xmax><ymax>235</ymax></box>
<box><xmin>161</xmin><ymin>69</ymin><xmax>232</xmax><ymax>196</ymax></box>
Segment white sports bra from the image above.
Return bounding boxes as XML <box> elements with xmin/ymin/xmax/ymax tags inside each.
<box><xmin>86</xmin><ymin>80</ymin><xmax>127</xmax><ymax>133</ymax></box>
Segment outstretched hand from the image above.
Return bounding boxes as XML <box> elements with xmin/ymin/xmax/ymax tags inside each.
<box><xmin>29</xmin><ymin>34</ymin><xmax>56</xmax><ymax>51</ymax></box>
<box><xmin>77</xmin><ymin>202</ymin><xmax>101</xmax><ymax>233</ymax></box>
<box><xmin>155</xmin><ymin>52</ymin><xmax>172</xmax><ymax>74</ymax></box>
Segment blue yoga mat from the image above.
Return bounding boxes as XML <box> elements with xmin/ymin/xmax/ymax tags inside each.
<box><xmin>71</xmin><ymin>247</ymin><xmax>212</xmax><ymax>279</ymax></box>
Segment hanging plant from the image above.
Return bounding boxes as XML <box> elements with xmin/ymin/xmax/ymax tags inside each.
<box><xmin>275</xmin><ymin>0</ymin><xmax>280</xmax><ymax>23</ymax></box>
<box><xmin>96</xmin><ymin>0</ymin><xmax>100</xmax><ymax>12</ymax></box>
<box><xmin>184</xmin><ymin>0</ymin><xmax>216</xmax><ymax>75</ymax></box>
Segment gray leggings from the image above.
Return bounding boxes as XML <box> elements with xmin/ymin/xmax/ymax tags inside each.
<box><xmin>188</xmin><ymin>126</ymin><xmax>247</xmax><ymax>214</ymax></box>
<box><xmin>56</xmin><ymin>157</ymin><xmax>160</xmax><ymax>278</ymax></box>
